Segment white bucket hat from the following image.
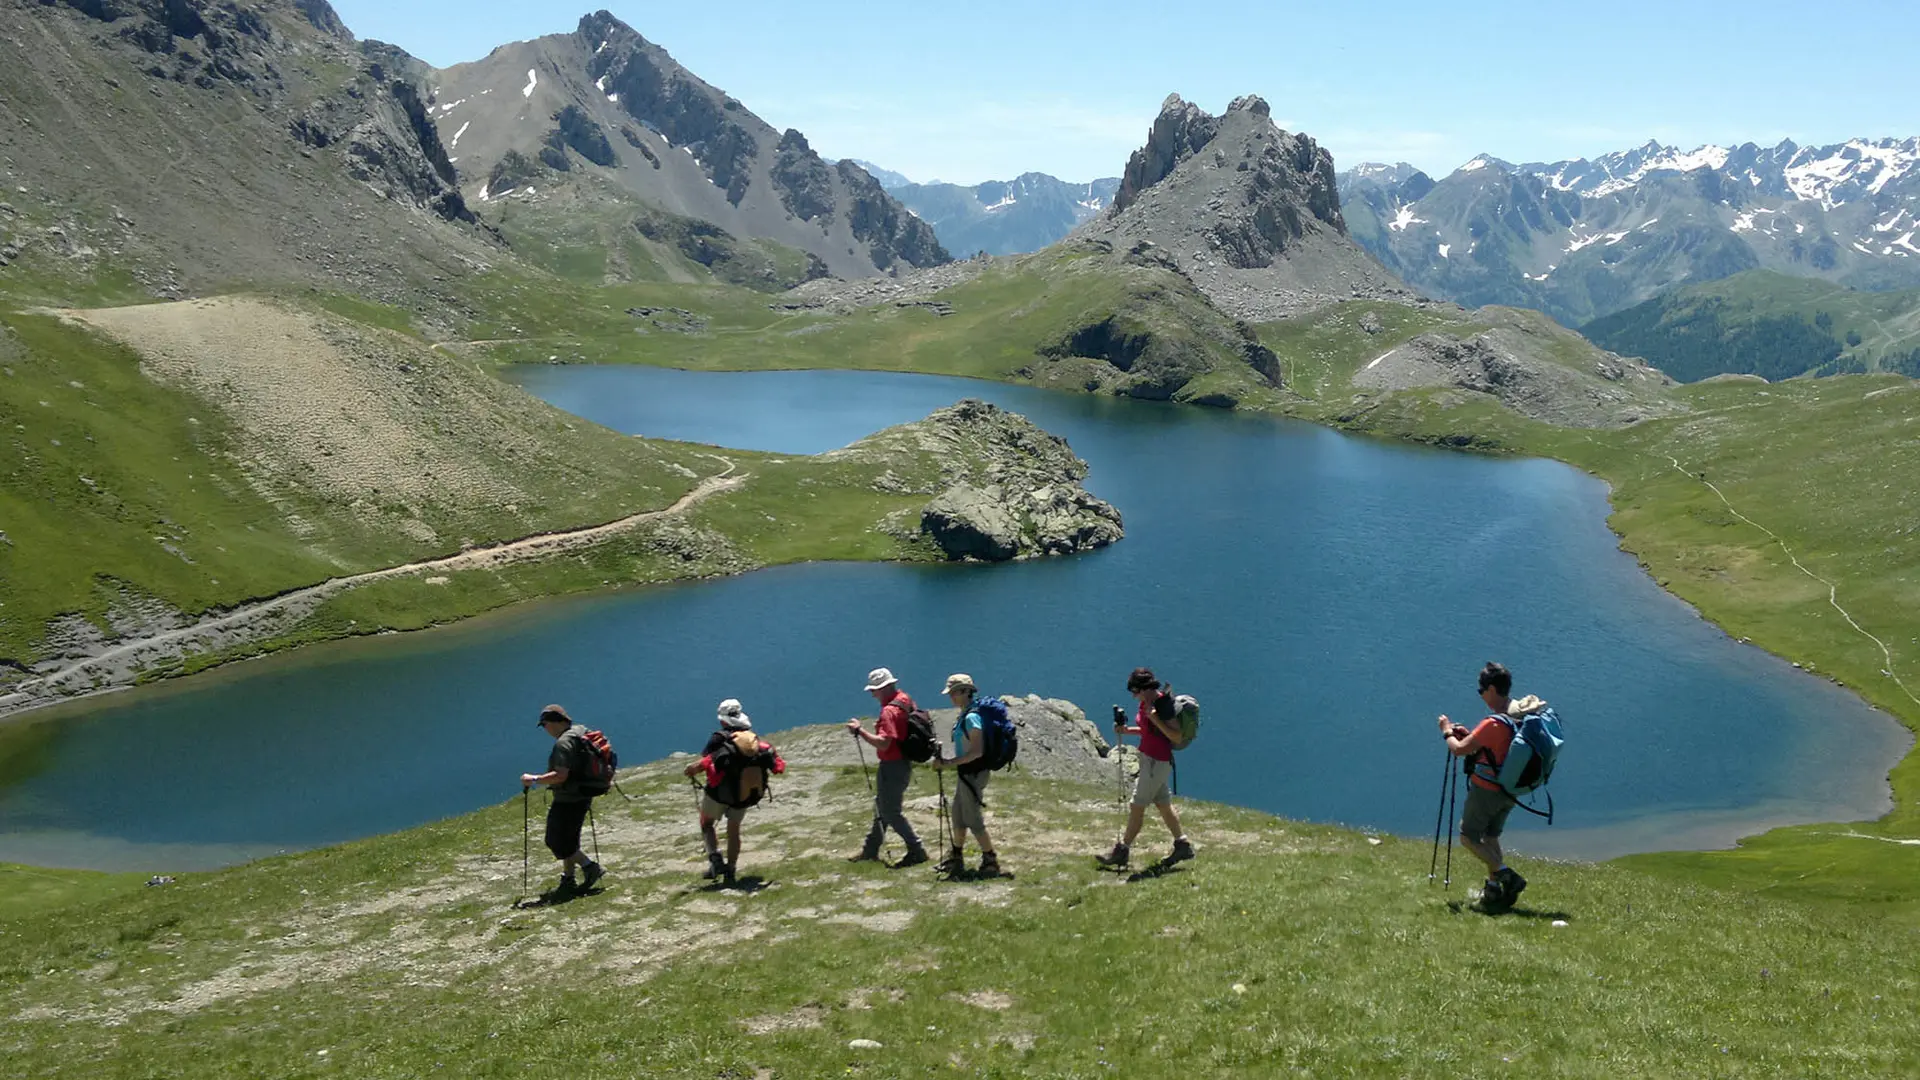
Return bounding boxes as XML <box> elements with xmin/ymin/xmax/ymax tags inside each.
<box><xmin>717</xmin><ymin>698</ymin><xmax>752</xmax><ymax>731</ymax></box>
<box><xmin>863</xmin><ymin>667</ymin><xmax>898</xmax><ymax>692</ymax></box>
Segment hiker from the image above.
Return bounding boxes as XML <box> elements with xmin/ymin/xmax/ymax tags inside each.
<box><xmin>846</xmin><ymin>667</ymin><xmax>930</xmax><ymax>867</ymax></box>
<box><xmin>1439</xmin><ymin>661</ymin><xmax>1543</xmax><ymax>908</ymax></box>
<box><xmin>1097</xmin><ymin>667</ymin><xmax>1195</xmax><ymax>869</ymax></box>
<box><xmin>931</xmin><ymin>673</ymin><xmax>1000</xmax><ymax>877</ymax></box>
<box><xmin>519</xmin><ymin>704</ymin><xmax>605</xmax><ymax>894</ymax></box>
<box><xmin>683</xmin><ymin>698</ymin><xmax>785</xmax><ymax>886</ymax></box>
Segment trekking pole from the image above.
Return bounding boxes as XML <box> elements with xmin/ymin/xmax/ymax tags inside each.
<box><xmin>1443</xmin><ymin>761</ymin><xmax>1459</xmax><ymax>888</ymax></box>
<box><xmin>1429</xmin><ymin>747</ymin><xmax>1451</xmax><ymax>883</ymax></box>
<box><xmin>854</xmin><ymin>729</ymin><xmax>888</xmax><ymax>859</ymax></box>
<box><xmin>937</xmin><ymin>767</ymin><xmax>949</xmax><ymax>864</ymax></box>
<box><xmin>522</xmin><ymin>785</ymin><xmax>531</xmax><ymax>893</ymax></box>
<box><xmin>588</xmin><ymin>802</ymin><xmax>601</xmax><ymax>864</ymax></box>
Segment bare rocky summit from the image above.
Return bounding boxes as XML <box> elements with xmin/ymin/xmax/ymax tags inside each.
<box><xmin>1081</xmin><ymin>94</ymin><xmax>1414</xmax><ymax>320</ymax></box>
<box><xmin>432</xmin><ymin>11</ymin><xmax>947</xmax><ymax>280</ymax></box>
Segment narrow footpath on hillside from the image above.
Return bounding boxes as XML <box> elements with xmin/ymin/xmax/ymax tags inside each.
<box><xmin>0</xmin><ymin>463</ymin><xmax>746</xmax><ymax>720</ymax></box>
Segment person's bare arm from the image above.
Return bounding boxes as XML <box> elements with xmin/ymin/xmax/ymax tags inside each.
<box><xmin>521</xmin><ymin>765</ymin><xmax>569</xmax><ymax>787</ymax></box>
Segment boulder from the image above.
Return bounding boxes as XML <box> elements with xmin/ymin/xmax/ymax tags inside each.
<box><xmin>921</xmin><ymin>484</ymin><xmax>1022</xmax><ymax>561</ymax></box>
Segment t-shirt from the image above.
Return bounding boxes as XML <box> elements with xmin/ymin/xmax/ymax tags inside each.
<box><xmin>1136</xmin><ymin>693</ymin><xmax>1176</xmax><ymax>763</ymax></box>
<box><xmin>549</xmin><ymin>724</ymin><xmax>594</xmax><ymax>803</ymax></box>
<box><xmin>950</xmin><ymin>708</ymin><xmax>982</xmax><ymax>763</ymax></box>
<box><xmin>1466</xmin><ymin>715</ymin><xmax>1516</xmax><ymax>791</ymax></box>
<box><xmin>875</xmin><ymin>692</ymin><xmax>914</xmax><ymax>763</ymax></box>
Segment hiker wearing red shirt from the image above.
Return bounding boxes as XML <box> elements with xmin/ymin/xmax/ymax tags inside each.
<box><xmin>683</xmin><ymin>698</ymin><xmax>785</xmax><ymax>887</ymax></box>
<box><xmin>1439</xmin><ymin>661</ymin><xmax>1534</xmax><ymax>909</ymax></box>
<box><xmin>1097</xmin><ymin>667</ymin><xmax>1195</xmax><ymax>870</ymax></box>
<box><xmin>845</xmin><ymin>667</ymin><xmax>930</xmax><ymax>867</ymax></box>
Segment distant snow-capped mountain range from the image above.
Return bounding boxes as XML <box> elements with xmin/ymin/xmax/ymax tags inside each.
<box><xmin>1338</xmin><ymin>137</ymin><xmax>1920</xmax><ymax>326</ymax></box>
<box><xmin>856</xmin><ymin>163</ymin><xmax>1119</xmax><ymax>257</ymax></box>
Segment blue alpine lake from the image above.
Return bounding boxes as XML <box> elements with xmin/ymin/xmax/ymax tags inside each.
<box><xmin>0</xmin><ymin>367</ymin><xmax>1907</xmax><ymax>871</ymax></box>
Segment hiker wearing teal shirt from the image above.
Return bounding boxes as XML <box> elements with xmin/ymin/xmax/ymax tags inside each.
<box><xmin>932</xmin><ymin>673</ymin><xmax>1000</xmax><ymax>878</ymax></box>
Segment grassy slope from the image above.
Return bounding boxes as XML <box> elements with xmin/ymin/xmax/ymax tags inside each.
<box><xmin>4</xmin><ymin>756</ymin><xmax>1916</xmax><ymax>1079</ymax></box>
<box><xmin>0</xmin><ymin>290</ymin><xmax>726</xmax><ymax>672</ymax></box>
<box><xmin>450</xmin><ymin>246</ymin><xmax>1283</xmax><ymax>406</ymax></box>
<box><xmin>1582</xmin><ymin>269</ymin><xmax>1920</xmax><ymax>379</ymax></box>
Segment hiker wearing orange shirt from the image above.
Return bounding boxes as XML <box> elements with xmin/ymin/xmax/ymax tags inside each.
<box><xmin>1440</xmin><ymin>661</ymin><xmax>1530</xmax><ymax>908</ymax></box>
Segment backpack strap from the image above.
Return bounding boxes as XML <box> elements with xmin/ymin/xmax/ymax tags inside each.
<box><xmin>959</xmin><ymin>770</ymin><xmax>985</xmax><ymax>809</ymax></box>
<box><xmin>1504</xmin><ymin>787</ymin><xmax>1555</xmax><ymax>824</ymax></box>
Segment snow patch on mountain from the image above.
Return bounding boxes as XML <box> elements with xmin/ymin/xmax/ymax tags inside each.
<box><xmin>521</xmin><ymin>68</ymin><xmax>538</xmax><ymax>99</ymax></box>
<box><xmin>1388</xmin><ymin>205</ymin><xmax>1425</xmax><ymax>232</ymax></box>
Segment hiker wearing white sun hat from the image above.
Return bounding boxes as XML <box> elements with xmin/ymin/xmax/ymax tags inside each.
<box><xmin>846</xmin><ymin>667</ymin><xmax>931</xmax><ymax>867</ymax></box>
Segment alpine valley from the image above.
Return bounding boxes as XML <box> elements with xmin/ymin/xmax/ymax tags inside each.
<box><xmin>3</xmin><ymin>3</ymin><xmax>1920</xmax><ymax>1076</ymax></box>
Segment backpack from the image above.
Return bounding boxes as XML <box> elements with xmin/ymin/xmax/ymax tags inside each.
<box><xmin>575</xmin><ymin>729</ymin><xmax>618</xmax><ymax>796</ymax></box>
<box><xmin>710</xmin><ymin>730</ymin><xmax>777</xmax><ymax>808</ymax></box>
<box><xmin>897</xmin><ymin>697</ymin><xmax>938</xmax><ymax>764</ymax></box>
<box><xmin>1480</xmin><ymin>706</ymin><xmax>1565</xmax><ymax>820</ymax></box>
<box><xmin>1166</xmin><ymin>694</ymin><xmax>1201</xmax><ymax>751</ymax></box>
<box><xmin>964</xmin><ymin>696</ymin><xmax>1019</xmax><ymax>774</ymax></box>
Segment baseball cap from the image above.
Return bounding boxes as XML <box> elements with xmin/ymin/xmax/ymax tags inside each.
<box><xmin>537</xmin><ymin>703</ymin><xmax>572</xmax><ymax>726</ymax></box>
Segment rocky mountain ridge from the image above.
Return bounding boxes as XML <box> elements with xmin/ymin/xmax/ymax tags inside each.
<box><xmin>429</xmin><ymin>11</ymin><xmax>947</xmax><ymax>280</ymax></box>
<box><xmin>0</xmin><ymin>0</ymin><xmax>502</xmax><ymax>306</ymax></box>
<box><xmin>870</xmin><ymin>168</ymin><xmax>1120</xmax><ymax>257</ymax></box>
<box><xmin>1339</xmin><ymin>136</ymin><xmax>1920</xmax><ymax>325</ymax></box>
<box><xmin>1077</xmin><ymin>94</ymin><xmax>1409</xmax><ymax>320</ymax></box>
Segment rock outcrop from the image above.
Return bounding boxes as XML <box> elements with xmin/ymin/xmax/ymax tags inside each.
<box><xmin>765</xmin><ymin>695</ymin><xmax>1120</xmax><ymax>788</ymax></box>
<box><xmin>1081</xmin><ymin>94</ymin><xmax>1412</xmax><ymax>319</ymax></box>
<box><xmin>1349</xmin><ymin>313</ymin><xmax>1682</xmax><ymax>428</ymax></box>
<box><xmin>829</xmin><ymin>400</ymin><xmax>1123</xmax><ymax>561</ymax></box>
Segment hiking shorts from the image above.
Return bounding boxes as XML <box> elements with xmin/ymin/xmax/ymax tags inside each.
<box><xmin>1461</xmin><ymin>784</ymin><xmax>1515</xmax><ymax>843</ymax></box>
<box><xmin>545</xmin><ymin>796</ymin><xmax>591</xmax><ymax>859</ymax></box>
<box><xmin>1130</xmin><ymin>755</ymin><xmax>1174</xmax><ymax>808</ymax></box>
<box><xmin>953</xmin><ymin>770</ymin><xmax>990</xmax><ymax>832</ymax></box>
<box><xmin>699</xmin><ymin>793</ymin><xmax>748</xmax><ymax>825</ymax></box>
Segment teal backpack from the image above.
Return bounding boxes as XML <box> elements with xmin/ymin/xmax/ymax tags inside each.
<box><xmin>1481</xmin><ymin>705</ymin><xmax>1565</xmax><ymax>822</ymax></box>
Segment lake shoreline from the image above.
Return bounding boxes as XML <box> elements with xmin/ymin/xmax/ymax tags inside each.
<box><xmin>2</xmin><ymin>370</ymin><xmax>1911</xmax><ymax>876</ymax></box>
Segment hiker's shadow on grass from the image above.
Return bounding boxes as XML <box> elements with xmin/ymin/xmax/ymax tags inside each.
<box><xmin>701</xmin><ymin>874</ymin><xmax>771</xmax><ymax>895</ymax></box>
<box><xmin>1123</xmin><ymin>858</ymin><xmax>1186</xmax><ymax>884</ymax></box>
<box><xmin>513</xmin><ymin>884</ymin><xmax>605</xmax><ymax>910</ymax></box>
<box><xmin>941</xmin><ymin>869</ymin><xmax>1016</xmax><ymax>884</ymax></box>
<box><xmin>1446</xmin><ymin>900</ymin><xmax>1572</xmax><ymax>921</ymax></box>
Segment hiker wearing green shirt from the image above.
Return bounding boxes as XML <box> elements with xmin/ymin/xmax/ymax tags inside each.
<box><xmin>520</xmin><ymin>704</ymin><xmax>605</xmax><ymax>895</ymax></box>
<box><xmin>931</xmin><ymin>673</ymin><xmax>1000</xmax><ymax>878</ymax></box>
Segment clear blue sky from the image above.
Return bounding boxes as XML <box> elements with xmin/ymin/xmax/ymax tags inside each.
<box><xmin>328</xmin><ymin>0</ymin><xmax>1917</xmax><ymax>185</ymax></box>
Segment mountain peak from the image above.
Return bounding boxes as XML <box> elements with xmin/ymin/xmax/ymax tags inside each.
<box><xmin>1086</xmin><ymin>93</ymin><xmax>1407</xmax><ymax>318</ymax></box>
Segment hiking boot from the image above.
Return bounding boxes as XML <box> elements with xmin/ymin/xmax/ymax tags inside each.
<box><xmin>1478</xmin><ymin>878</ymin><xmax>1509</xmax><ymax>909</ymax></box>
<box><xmin>1095</xmin><ymin>842</ymin><xmax>1130</xmax><ymax>868</ymax></box>
<box><xmin>847</xmin><ymin>849</ymin><xmax>882</xmax><ymax>864</ymax></box>
<box><xmin>702</xmin><ymin>852</ymin><xmax>726</xmax><ymax>880</ymax></box>
<box><xmin>977</xmin><ymin>851</ymin><xmax>1001</xmax><ymax>878</ymax></box>
<box><xmin>1497</xmin><ymin>866</ymin><xmax>1528</xmax><ymax>904</ymax></box>
<box><xmin>894</xmin><ymin>847</ymin><xmax>930</xmax><ymax>869</ymax></box>
<box><xmin>722</xmin><ymin>862</ymin><xmax>736</xmax><ymax>888</ymax></box>
<box><xmin>558</xmin><ymin>874</ymin><xmax>578</xmax><ymax>894</ymax></box>
<box><xmin>1168</xmin><ymin>838</ymin><xmax>1196</xmax><ymax>864</ymax></box>
<box><xmin>936</xmin><ymin>846</ymin><xmax>966</xmax><ymax>877</ymax></box>
<box><xmin>580</xmin><ymin>861</ymin><xmax>605</xmax><ymax>891</ymax></box>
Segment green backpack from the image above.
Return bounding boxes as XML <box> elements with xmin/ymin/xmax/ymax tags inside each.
<box><xmin>1168</xmin><ymin>693</ymin><xmax>1201</xmax><ymax>750</ymax></box>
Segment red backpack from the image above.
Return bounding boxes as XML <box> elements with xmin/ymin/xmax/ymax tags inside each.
<box><xmin>576</xmin><ymin>729</ymin><xmax>617</xmax><ymax>795</ymax></box>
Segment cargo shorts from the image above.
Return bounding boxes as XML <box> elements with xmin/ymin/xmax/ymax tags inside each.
<box><xmin>1130</xmin><ymin>755</ymin><xmax>1174</xmax><ymax>808</ymax></box>
<box><xmin>1461</xmin><ymin>784</ymin><xmax>1515</xmax><ymax>843</ymax></box>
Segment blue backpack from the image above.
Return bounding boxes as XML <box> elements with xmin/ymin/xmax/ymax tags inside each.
<box><xmin>965</xmin><ymin>696</ymin><xmax>1019</xmax><ymax>774</ymax></box>
<box><xmin>1480</xmin><ymin>705</ymin><xmax>1566</xmax><ymax>821</ymax></box>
